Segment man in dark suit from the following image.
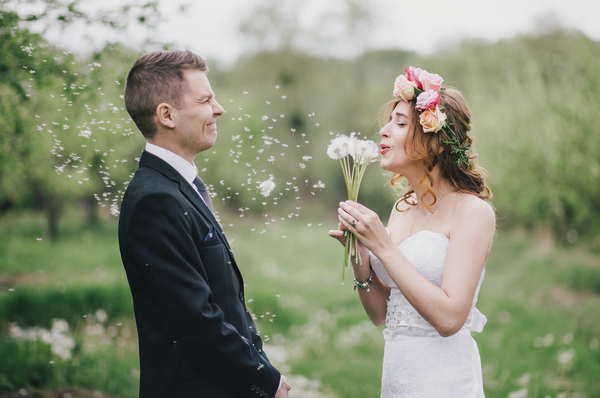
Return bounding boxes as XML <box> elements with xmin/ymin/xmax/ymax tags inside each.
<box><xmin>119</xmin><ymin>50</ymin><xmax>291</xmax><ymax>397</ymax></box>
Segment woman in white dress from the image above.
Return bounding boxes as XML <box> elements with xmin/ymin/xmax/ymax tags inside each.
<box><xmin>329</xmin><ymin>67</ymin><xmax>495</xmax><ymax>397</ymax></box>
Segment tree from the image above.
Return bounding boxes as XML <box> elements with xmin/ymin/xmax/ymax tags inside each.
<box><xmin>0</xmin><ymin>0</ymin><xmax>161</xmax><ymax>239</ymax></box>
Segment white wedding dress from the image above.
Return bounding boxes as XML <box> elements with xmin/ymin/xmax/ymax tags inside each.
<box><xmin>370</xmin><ymin>230</ymin><xmax>487</xmax><ymax>398</ymax></box>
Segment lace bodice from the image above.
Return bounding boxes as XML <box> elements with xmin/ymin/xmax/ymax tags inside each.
<box><xmin>370</xmin><ymin>230</ymin><xmax>487</xmax><ymax>337</ymax></box>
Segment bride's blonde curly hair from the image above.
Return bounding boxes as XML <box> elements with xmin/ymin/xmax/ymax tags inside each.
<box><xmin>379</xmin><ymin>88</ymin><xmax>492</xmax><ymax>212</ymax></box>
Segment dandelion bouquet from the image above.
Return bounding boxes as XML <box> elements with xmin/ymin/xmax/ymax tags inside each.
<box><xmin>327</xmin><ymin>134</ymin><xmax>379</xmax><ymax>278</ymax></box>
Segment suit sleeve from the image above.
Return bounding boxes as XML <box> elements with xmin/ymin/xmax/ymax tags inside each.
<box><xmin>125</xmin><ymin>191</ymin><xmax>280</xmax><ymax>397</ymax></box>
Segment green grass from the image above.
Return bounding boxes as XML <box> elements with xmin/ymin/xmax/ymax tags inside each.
<box><xmin>0</xmin><ymin>211</ymin><xmax>599</xmax><ymax>397</ymax></box>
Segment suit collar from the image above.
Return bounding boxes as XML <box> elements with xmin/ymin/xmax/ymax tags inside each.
<box><xmin>139</xmin><ymin>151</ymin><xmax>225</xmax><ymax>238</ymax></box>
<box><xmin>145</xmin><ymin>142</ymin><xmax>198</xmax><ymax>185</ymax></box>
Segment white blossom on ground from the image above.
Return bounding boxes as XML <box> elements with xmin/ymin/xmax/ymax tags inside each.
<box><xmin>9</xmin><ymin>319</ymin><xmax>76</xmax><ymax>360</ymax></box>
<box><xmin>558</xmin><ymin>348</ymin><xmax>576</xmax><ymax>365</ymax></box>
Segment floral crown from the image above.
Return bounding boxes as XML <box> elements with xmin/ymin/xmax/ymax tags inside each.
<box><xmin>393</xmin><ymin>66</ymin><xmax>472</xmax><ymax>167</ymax></box>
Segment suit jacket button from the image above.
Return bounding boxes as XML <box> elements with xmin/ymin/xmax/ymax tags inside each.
<box><xmin>251</xmin><ymin>385</ymin><xmax>256</xmax><ymax>391</ymax></box>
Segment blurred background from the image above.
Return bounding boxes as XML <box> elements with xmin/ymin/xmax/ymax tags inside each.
<box><xmin>0</xmin><ymin>0</ymin><xmax>599</xmax><ymax>397</ymax></box>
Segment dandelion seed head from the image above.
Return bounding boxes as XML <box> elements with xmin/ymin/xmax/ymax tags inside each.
<box><xmin>354</xmin><ymin>139</ymin><xmax>380</xmax><ymax>160</ymax></box>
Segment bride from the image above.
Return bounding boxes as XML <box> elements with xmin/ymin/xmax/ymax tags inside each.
<box><xmin>329</xmin><ymin>67</ymin><xmax>495</xmax><ymax>397</ymax></box>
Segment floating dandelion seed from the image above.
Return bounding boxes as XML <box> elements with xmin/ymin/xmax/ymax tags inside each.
<box><xmin>258</xmin><ymin>178</ymin><xmax>276</xmax><ymax>197</ymax></box>
<box><xmin>312</xmin><ymin>180</ymin><xmax>326</xmax><ymax>190</ymax></box>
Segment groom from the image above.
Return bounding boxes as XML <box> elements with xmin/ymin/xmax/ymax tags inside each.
<box><xmin>119</xmin><ymin>50</ymin><xmax>291</xmax><ymax>397</ymax></box>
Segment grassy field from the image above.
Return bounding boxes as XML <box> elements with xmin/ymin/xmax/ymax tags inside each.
<box><xmin>0</xmin><ymin>210</ymin><xmax>599</xmax><ymax>397</ymax></box>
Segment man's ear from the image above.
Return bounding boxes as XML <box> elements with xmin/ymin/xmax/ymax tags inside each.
<box><xmin>156</xmin><ymin>103</ymin><xmax>176</xmax><ymax>129</ymax></box>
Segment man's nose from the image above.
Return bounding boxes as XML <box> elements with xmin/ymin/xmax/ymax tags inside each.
<box><xmin>214</xmin><ymin>100</ymin><xmax>225</xmax><ymax>116</ymax></box>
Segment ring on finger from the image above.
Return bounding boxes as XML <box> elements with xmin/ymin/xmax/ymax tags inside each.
<box><xmin>351</xmin><ymin>218</ymin><xmax>358</xmax><ymax>226</ymax></box>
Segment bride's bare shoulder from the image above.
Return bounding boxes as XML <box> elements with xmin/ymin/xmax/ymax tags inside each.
<box><xmin>453</xmin><ymin>193</ymin><xmax>496</xmax><ymax>229</ymax></box>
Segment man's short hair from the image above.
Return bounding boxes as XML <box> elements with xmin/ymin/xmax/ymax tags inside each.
<box><xmin>124</xmin><ymin>50</ymin><xmax>207</xmax><ymax>139</ymax></box>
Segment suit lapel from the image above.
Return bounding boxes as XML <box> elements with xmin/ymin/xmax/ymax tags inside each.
<box><xmin>138</xmin><ymin>151</ymin><xmax>240</xmax><ymax>275</ymax></box>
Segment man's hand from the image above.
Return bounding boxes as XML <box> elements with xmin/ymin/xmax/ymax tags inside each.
<box><xmin>274</xmin><ymin>375</ymin><xmax>291</xmax><ymax>398</ymax></box>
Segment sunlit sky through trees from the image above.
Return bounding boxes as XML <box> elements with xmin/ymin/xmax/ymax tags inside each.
<box><xmin>15</xmin><ymin>0</ymin><xmax>600</xmax><ymax>66</ymax></box>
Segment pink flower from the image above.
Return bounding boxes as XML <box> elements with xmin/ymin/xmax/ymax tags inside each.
<box><xmin>405</xmin><ymin>66</ymin><xmax>424</xmax><ymax>90</ymax></box>
<box><xmin>393</xmin><ymin>75</ymin><xmax>418</xmax><ymax>101</ymax></box>
<box><xmin>415</xmin><ymin>90</ymin><xmax>441</xmax><ymax>111</ymax></box>
<box><xmin>420</xmin><ymin>70</ymin><xmax>444</xmax><ymax>92</ymax></box>
<box><xmin>419</xmin><ymin>106</ymin><xmax>447</xmax><ymax>133</ymax></box>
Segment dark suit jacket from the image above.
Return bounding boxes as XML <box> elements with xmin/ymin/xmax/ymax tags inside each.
<box><xmin>118</xmin><ymin>151</ymin><xmax>280</xmax><ymax>397</ymax></box>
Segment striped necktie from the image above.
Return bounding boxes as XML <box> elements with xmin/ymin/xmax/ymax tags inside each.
<box><xmin>193</xmin><ymin>176</ymin><xmax>214</xmax><ymax>214</ymax></box>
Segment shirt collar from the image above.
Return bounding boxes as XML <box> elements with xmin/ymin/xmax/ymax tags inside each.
<box><xmin>145</xmin><ymin>142</ymin><xmax>198</xmax><ymax>184</ymax></box>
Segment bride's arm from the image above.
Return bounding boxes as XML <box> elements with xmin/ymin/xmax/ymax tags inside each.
<box><xmin>339</xmin><ymin>197</ymin><xmax>495</xmax><ymax>337</ymax></box>
<box><xmin>329</xmin><ymin>224</ymin><xmax>391</xmax><ymax>327</ymax></box>
<box><xmin>350</xmin><ymin>244</ymin><xmax>390</xmax><ymax>326</ymax></box>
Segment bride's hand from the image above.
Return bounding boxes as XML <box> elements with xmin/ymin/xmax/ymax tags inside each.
<box><xmin>328</xmin><ymin>222</ymin><xmax>347</xmax><ymax>246</ymax></box>
<box><xmin>329</xmin><ymin>220</ymin><xmax>370</xmax><ymax>273</ymax></box>
<box><xmin>337</xmin><ymin>200</ymin><xmax>391</xmax><ymax>256</ymax></box>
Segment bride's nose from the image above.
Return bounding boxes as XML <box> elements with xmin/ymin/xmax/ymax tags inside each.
<box><xmin>379</xmin><ymin>123</ymin><xmax>391</xmax><ymax>138</ymax></box>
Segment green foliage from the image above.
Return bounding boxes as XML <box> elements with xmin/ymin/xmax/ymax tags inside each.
<box><xmin>0</xmin><ymin>0</ymin><xmax>162</xmax><ymax>238</ymax></box>
<box><xmin>0</xmin><ymin>334</ymin><xmax>139</xmax><ymax>394</ymax></box>
<box><xmin>439</xmin><ymin>31</ymin><xmax>600</xmax><ymax>242</ymax></box>
<box><xmin>0</xmin><ymin>283</ymin><xmax>133</xmax><ymax>329</ymax></box>
<box><xmin>558</xmin><ymin>266</ymin><xmax>600</xmax><ymax>294</ymax></box>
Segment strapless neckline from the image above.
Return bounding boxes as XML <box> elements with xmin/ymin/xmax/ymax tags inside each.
<box><xmin>396</xmin><ymin>230</ymin><xmax>449</xmax><ymax>248</ymax></box>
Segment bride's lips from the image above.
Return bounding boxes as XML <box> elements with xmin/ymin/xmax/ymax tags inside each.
<box><xmin>380</xmin><ymin>144</ymin><xmax>390</xmax><ymax>155</ymax></box>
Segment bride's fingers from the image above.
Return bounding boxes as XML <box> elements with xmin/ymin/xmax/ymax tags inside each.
<box><xmin>328</xmin><ymin>229</ymin><xmax>344</xmax><ymax>237</ymax></box>
<box><xmin>338</xmin><ymin>205</ymin><xmax>363</xmax><ymax>231</ymax></box>
<box><xmin>338</xmin><ymin>202</ymin><xmax>361</xmax><ymax>221</ymax></box>
<box><xmin>344</xmin><ymin>200</ymin><xmax>374</xmax><ymax>216</ymax></box>
<box><xmin>328</xmin><ymin>229</ymin><xmax>346</xmax><ymax>246</ymax></box>
<box><xmin>337</xmin><ymin>209</ymin><xmax>354</xmax><ymax>226</ymax></box>
<box><xmin>338</xmin><ymin>213</ymin><xmax>360</xmax><ymax>235</ymax></box>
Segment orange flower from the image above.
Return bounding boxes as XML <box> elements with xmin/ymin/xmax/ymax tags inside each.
<box><xmin>419</xmin><ymin>106</ymin><xmax>447</xmax><ymax>133</ymax></box>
